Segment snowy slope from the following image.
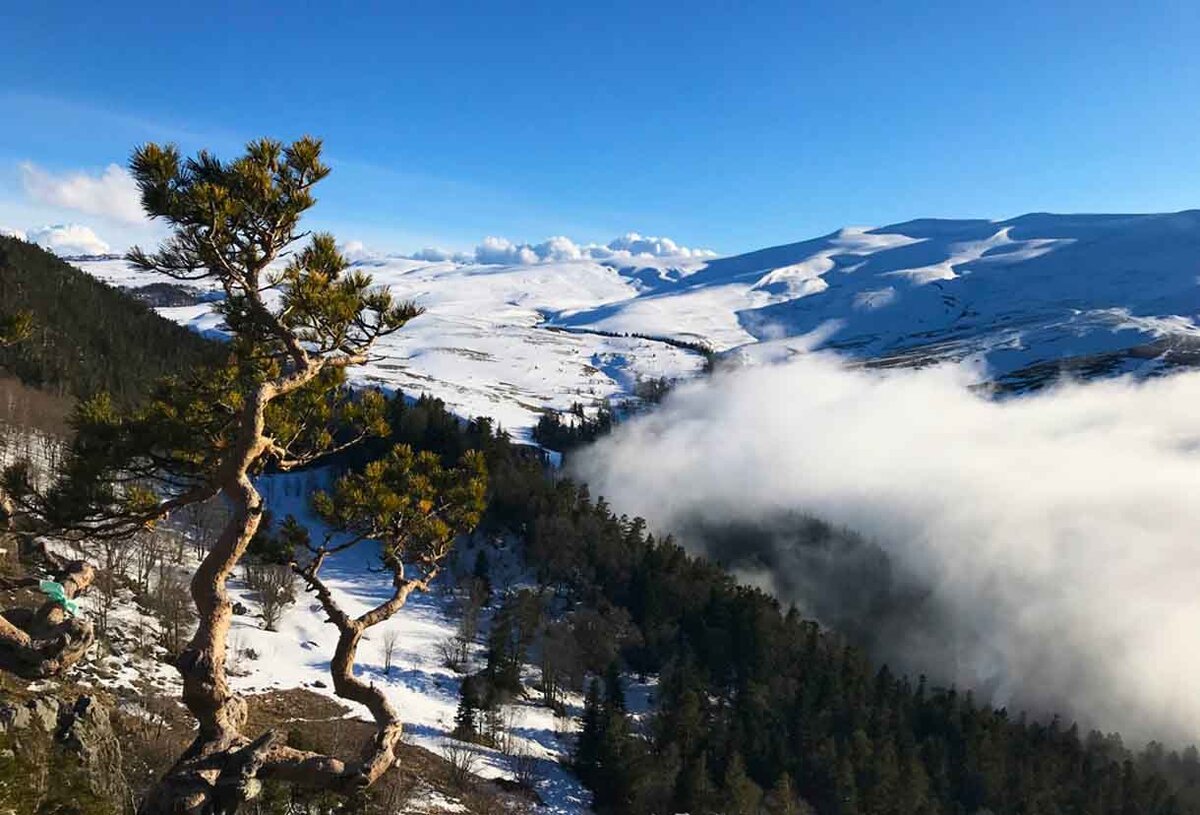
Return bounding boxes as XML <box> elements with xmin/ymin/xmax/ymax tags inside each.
<box><xmin>76</xmin><ymin>255</ymin><xmax>710</xmax><ymax>437</ymax></box>
<box><xmin>236</xmin><ymin>470</ymin><xmax>591</xmax><ymax>813</ymax></box>
<box><xmin>558</xmin><ymin>212</ymin><xmax>1200</xmax><ymax>383</ymax></box>
<box><xmin>75</xmin><ymin>210</ymin><xmax>1200</xmax><ymax>434</ymax></box>
<box><xmin>49</xmin><ymin>467</ymin><xmax>593</xmax><ymax>814</ymax></box>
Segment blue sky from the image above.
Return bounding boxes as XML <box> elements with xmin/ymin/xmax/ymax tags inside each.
<box><xmin>3</xmin><ymin>1</ymin><xmax>1200</xmax><ymax>257</ymax></box>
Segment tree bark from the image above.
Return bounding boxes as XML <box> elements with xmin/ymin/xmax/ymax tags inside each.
<box><xmin>177</xmin><ymin>388</ymin><xmax>272</xmax><ymax>753</ymax></box>
<box><xmin>138</xmin><ymin>371</ymin><xmax>350</xmax><ymax>813</ymax></box>
<box><xmin>255</xmin><ymin>559</ymin><xmax>418</xmax><ymax>792</ymax></box>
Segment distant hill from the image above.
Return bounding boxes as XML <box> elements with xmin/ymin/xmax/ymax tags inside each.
<box><xmin>558</xmin><ymin>211</ymin><xmax>1200</xmax><ymax>388</ymax></box>
<box><xmin>75</xmin><ymin>211</ymin><xmax>1200</xmax><ymax>432</ymax></box>
<box><xmin>0</xmin><ymin>236</ymin><xmax>217</xmax><ymax>407</ymax></box>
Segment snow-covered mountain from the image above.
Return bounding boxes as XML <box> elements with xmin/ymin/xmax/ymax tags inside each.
<box><xmin>76</xmin><ymin>210</ymin><xmax>1200</xmax><ymax>434</ymax></box>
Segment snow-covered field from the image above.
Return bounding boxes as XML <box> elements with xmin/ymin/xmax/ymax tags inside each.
<box><xmin>75</xmin><ymin>210</ymin><xmax>1200</xmax><ymax>436</ymax></box>
<box><xmin>241</xmin><ymin>470</ymin><xmax>591</xmax><ymax>813</ymax></box>
<box><xmin>76</xmin><ymin>254</ymin><xmax>710</xmax><ymax>437</ymax></box>
<box><xmin>44</xmin><ymin>467</ymin><xmax>593</xmax><ymax>813</ymax></box>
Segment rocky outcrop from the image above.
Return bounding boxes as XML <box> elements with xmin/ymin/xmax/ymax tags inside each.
<box><xmin>0</xmin><ymin>693</ymin><xmax>126</xmax><ymax>803</ymax></box>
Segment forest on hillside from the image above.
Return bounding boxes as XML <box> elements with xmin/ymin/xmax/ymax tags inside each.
<box><xmin>371</xmin><ymin>389</ymin><xmax>1200</xmax><ymax>815</ymax></box>
<box><xmin>0</xmin><ymin>236</ymin><xmax>216</xmax><ymax>405</ymax></box>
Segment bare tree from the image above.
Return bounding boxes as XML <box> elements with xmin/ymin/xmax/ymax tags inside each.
<box><xmin>244</xmin><ymin>563</ymin><xmax>296</xmax><ymax>632</ymax></box>
<box><xmin>438</xmin><ymin>634</ymin><xmax>470</xmax><ymax>673</ymax></box>
<box><xmin>511</xmin><ymin>747</ymin><xmax>542</xmax><ymax>791</ymax></box>
<box><xmin>94</xmin><ymin>535</ymin><xmax>130</xmax><ymax>636</ymax></box>
<box><xmin>132</xmin><ymin>530</ymin><xmax>165</xmax><ymax>596</ymax></box>
<box><xmin>380</xmin><ymin>628</ymin><xmax>399</xmax><ymax>675</ymax></box>
<box><xmin>539</xmin><ymin>619</ymin><xmax>581</xmax><ymax>710</ymax></box>
<box><xmin>152</xmin><ymin>564</ymin><xmax>194</xmax><ymax>658</ymax></box>
<box><xmin>441</xmin><ymin>740</ymin><xmax>482</xmax><ymax>791</ymax></box>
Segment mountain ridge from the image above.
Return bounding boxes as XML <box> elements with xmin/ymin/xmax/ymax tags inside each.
<box><xmin>68</xmin><ymin>209</ymin><xmax>1200</xmax><ymax>433</ymax></box>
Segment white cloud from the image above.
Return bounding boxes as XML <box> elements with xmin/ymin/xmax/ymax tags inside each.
<box><xmin>409</xmin><ymin>246</ymin><xmax>465</xmax><ymax>262</ymax></box>
<box><xmin>20</xmin><ymin>162</ymin><xmax>145</xmax><ymax>225</ymax></box>
<box><xmin>0</xmin><ymin>226</ymin><xmax>26</xmax><ymax>241</ymax></box>
<box><xmin>605</xmin><ymin>231</ymin><xmax>717</xmax><ymax>259</ymax></box>
<box><xmin>475</xmin><ymin>236</ymin><xmax>541</xmax><ymax>265</ymax></box>
<box><xmin>338</xmin><ymin>240</ymin><xmax>375</xmax><ymax>263</ymax></box>
<box><xmin>26</xmin><ymin>224</ymin><xmax>110</xmax><ymax>255</ymax></box>
<box><xmin>573</xmin><ymin>355</ymin><xmax>1200</xmax><ymax>743</ymax></box>
<box><xmin>536</xmin><ymin>235</ymin><xmax>587</xmax><ymax>262</ymax></box>
<box><xmin>419</xmin><ymin>232</ymin><xmax>718</xmax><ymax>266</ymax></box>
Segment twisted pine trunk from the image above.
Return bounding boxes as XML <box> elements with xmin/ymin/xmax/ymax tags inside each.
<box><xmin>138</xmin><ymin>389</ymin><xmax>275</xmax><ymax>814</ymax></box>
<box><xmin>139</xmin><ymin>369</ymin><xmax>389</xmax><ymax>813</ymax></box>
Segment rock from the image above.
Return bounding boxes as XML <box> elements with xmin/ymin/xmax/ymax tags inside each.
<box><xmin>0</xmin><ymin>703</ymin><xmax>31</xmax><ymax>732</ymax></box>
<box><xmin>56</xmin><ymin>695</ymin><xmax>127</xmax><ymax>801</ymax></box>
<box><xmin>28</xmin><ymin>697</ymin><xmax>60</xmax><ymax>731</ymax></box>
<box><xmin>57</xmin><ymin>696</ymin><xmax>105</xmax><ymax>752</ymax></box>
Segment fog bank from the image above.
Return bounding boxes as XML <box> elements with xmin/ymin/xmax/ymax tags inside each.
<box><xmin>572</xmin><ymin>354</ymin><xmax>1200</xmax><ymax>743</ymax></box>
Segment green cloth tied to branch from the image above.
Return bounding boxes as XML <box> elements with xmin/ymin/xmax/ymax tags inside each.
<box><xmin>38</xmin><ymin>579</ymin><xmax>79</xmax><ymax>617</ymax></box>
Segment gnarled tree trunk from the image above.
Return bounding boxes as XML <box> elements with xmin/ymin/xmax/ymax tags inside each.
<box><xmin>0</xmin><ymin>557</ymin><xmax>95</xmax><ymax>678</ymax></box>
<box><xmin>138</xmin><ymin>389</ymin><xmax>274</xmax><ymax>814</ymax></box>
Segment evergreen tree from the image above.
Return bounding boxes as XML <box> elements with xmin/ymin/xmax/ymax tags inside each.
<box><xmin>722</xmin><ymin>752</ymin><xmax>764</xmax><ymax>815</ymax></box>
<box><xmin>472</xmin><ymin>547</ymin><xmax>491</xmax><ymax>601</ymax></box>
<box><xmin>0</xmin><ymin>310</ymin><xmax>31</xmax><ymax>348</ymax></box>
<box><xmin>575</xmin><ymin>678</ymin><xmax>605</xmax><ymax>783</ymax></box>
<box><xmin>485</xmin><ymin>598</ymin><xmax>522</xmax><ymax>694</ymax></box>
<box><xmin>3</xmin><ymin>137</ymin><xmax>424</xmax><ymax>814</ymax></box>
<box><xmin>764</xmin><ymin>773</ymin><xmax>812</xmax><ymax>815</ymax></box>
<box><xmin>453</xmin><ymin>674</ymin><xmax>483</xmax><ymax>742</ymax></box>
<box><xmin>604</xmin><ymin>659</ymin><xmax>626</xmax><ymax>713</ymax></box>
<box><xmin>0</xmin><ymin>237</ymin><xmax>213</xmax><ymax>403</ymax></box>
<box><xmin>675</xmin><ymin>751</ymin><xmax>717</xmax><ymax>815</ymax></box>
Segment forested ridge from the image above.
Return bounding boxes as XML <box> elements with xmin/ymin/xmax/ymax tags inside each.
<box><xmin>377</xmin><ymin>391</ymin><xmax>1200</xmax><ymax>815</ymax></box>
<box><xmin>0</xmin><ymin>236</ymin><xmax>216</xmax><ymax>405</ymax></box>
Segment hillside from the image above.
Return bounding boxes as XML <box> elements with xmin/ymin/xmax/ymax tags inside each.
<box><xmin>558</xmin><ymin>211</ymin><xmax>1200</xmax><ymax>385</ymax></box>
<box><xmin>0</xmin><ymin>236</ymin><xmax>216</xmax><ymax>406</ymax></box>
<box><xmin>75</xmin><ymin>211</ymin><xmax>1200</xmax><ymax>433</ymax></box>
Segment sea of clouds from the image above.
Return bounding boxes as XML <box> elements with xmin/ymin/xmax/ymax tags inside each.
<box><xmin>573</xmin><ymin>353</ymin><xmax>1200</xmax><ymax>744</ymax></box>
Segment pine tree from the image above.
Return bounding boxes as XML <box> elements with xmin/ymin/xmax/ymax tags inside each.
<box><xmin>576</xmin><ymin>678</ymin><xmax>605</xmax><ymax>783</ymax></box>
<box><xmin>3</xmin><ymin>137</ymin><xmax>426</xmax><ymax>814</ymax></box>
<box><xmin>592</xmin><ymin>701</ymin><xmax>643</xmax><ymax>813</ymax></box>
<box><xmin>472</xmin><ymin>547</ymin><xmax>492</xmax><ymax>601</ymax></box>
<box><xmin>301</xmin><ymin>443</ymin><xmax>486</xmax><ymax>781</ymax></box>
<box><xmin>453</xmin><ymin>674</ymin><xmax>482</xmax><ymax>742</ymax></box>
<box><xmin>675</xmin><ymin>750</ymin><xmax>717</xmax><ymax>815</ymax></box>
<box><xmin>722</xmin><ymin>751</ymin><xmax>764</xmax><ymax>815</ymax></box>
<box><xmin>0</xmin><ymin>310</ymin><xmax>31</xmax><ymax>347</ymax></box>
<box><xmin>764</xmin><ymin>773</ymin><xmax>812</xmax><ymax>815</ymax></box>
<box><xmin>604</xmin><ymin>659</ymin><xmax>627</xmax><ymax>713</ymax></box>
<box><xmin>485</xmin><ymin>599</ymin><xmax>522</xmax><ymax>694</ymax></box>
